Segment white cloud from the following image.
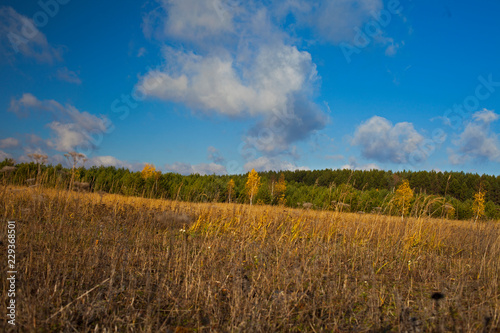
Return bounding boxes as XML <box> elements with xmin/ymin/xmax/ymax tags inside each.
<box><xmin>277</xmin><ymin>0</ymin><xmax>406</xmax><ymax>59</ymax></box>
<box><xmin>449</xmin><ymin>109</ymin><xmax>500</xmax><ymax>164</ymax></box>
<box><xmin>352</xmin><ymin>116</ymin><xmax>425</xmax><ymax>164</ymax></box>
<box><xmin>46</xmin><ymin>122</ymin><xmax>89</xmax><ymax>152</ymax></box>
<box><xmin>143</xmin><ymin>0</ymin><xmax>234</xmax><ymax>41</ymax></box>
<box><xmin>137</xmin><ymin>68</ymin><xmax>189</xmax><ymax>101</ymax></box>
<box><xmin>137</xmin><ymin>43</ymin><xmax>316</xmax><ymax>118</ymax></box>
<box><xmin>472</xmin><ymin>109</ymin><xmax>499</xmax><ymax>124</ymax></box>
<box><xmin>0</xmin><ymin>137</ymin><xmax>19</xmax><ymax>149</ymax></box>
<box><xmin>341</xmin><ymin>163</ymin><xmax>380</xmax><ymax>171</ymax></box>
<box><xmin>243</xmin><ymin>156</ymin><xmax>309</xmax><ymax>172</ymax></box>
<box><xmin>55</xmin><ymin>67</ymin><xmax>81</xmax><ymax>85</ymax></box>
<box><xmin>9</xmin><ymin>93</ymin><xmax>42</xmax><ymax>115</ymax></box>
<box><xmin>164</xmin><ymin>162</ymin><xmax>227</xmax><ymax>175</ymax></box>
<box><xmin>341</xmin><ymin>157</ymin><xmax>380</xmax><ymax>171</ymax></box>
<box><xmin>138</xmin><ymin>1</ymin><xmax>327</xmax><ymax>155</ymax></box>
<box><xmin>87</xmin><ymin>156</ymin><xmax>144</xmax><ymax>171</ymax></box>
<box><xmin>0</xmin><ymin>150</ymin><xmax>12</xmax><ymax>161</ymax></box>
<box><xmin>0</xmin><ymin>6</ymin><xmax>62</xmax><ymax>64</ymax></box>
<box><xmin>283</xmin><ymin>0</ymin><xmax>383</xmax><ymax>43</ymax></box>
<box><xmin>9</xmin><ymin>93</ymin><xmax>109</xmax><ymax>152</ymax></box>
<box><xmin>244</xmin><ymin>94</ymin><xmax>327</xmax><ymax>154</ymax></box>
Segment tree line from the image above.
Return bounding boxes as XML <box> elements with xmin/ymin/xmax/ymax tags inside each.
<box><xmin>1</xmin><ymin>157</ymin><xmax>499</xmax><ymax>220</ymax></box>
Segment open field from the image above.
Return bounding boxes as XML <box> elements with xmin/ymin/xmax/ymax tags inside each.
<box><xmin>1</xmin><ymin>185</ymin><xmax>500</xmax><ymax>332</ymax></box>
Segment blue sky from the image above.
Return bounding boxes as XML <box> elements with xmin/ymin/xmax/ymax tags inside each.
<box><xmin>1</xmin><ymin>0</ymin><xmax>499</xmax><ymax>175</ymax></box>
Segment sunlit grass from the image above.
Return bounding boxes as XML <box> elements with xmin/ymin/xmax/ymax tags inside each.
<box><xmin>1</xmin><ymin>184</ymin><xmax>499</xmax><ymax>331</ymax></box>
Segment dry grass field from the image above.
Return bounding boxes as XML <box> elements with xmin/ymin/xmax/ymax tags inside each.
<box><xmin>1</xmin><ymin>185</ymin><xmax>499</xmax><ymax>332</ymax></box>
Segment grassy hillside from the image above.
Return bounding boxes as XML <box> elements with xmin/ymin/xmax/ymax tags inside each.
<box><xmin>1</xmin><ymin>185</ymin><xmax>499</xmax><ymax>331</ymax></box>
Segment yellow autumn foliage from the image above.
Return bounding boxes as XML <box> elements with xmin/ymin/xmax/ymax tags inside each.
<box><xmin>141</xmin><ymin>163</ymin><xmax>161</xmax><ymax>180</ymax></box>
<box><xmin>473</xmin><ymin>190</ymin><xmax>486</xmax><ymax>221</ymax></box>
<box><xmin>394</xmin><ymin>180</ymin><xmax>414</xmax><ymax>217</ymax></box>
<box><xmin>245</xmin><ymin>169</ymin><xmax>260</xmax><ymax>205</ymax></box>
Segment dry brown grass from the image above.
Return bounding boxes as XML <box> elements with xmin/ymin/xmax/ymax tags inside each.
<box><xmin>1</xmin><ymin>185</ymin><xmax>499</xmax><ymax>332</ymax></box>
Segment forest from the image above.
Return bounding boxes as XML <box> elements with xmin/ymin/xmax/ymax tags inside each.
<box><xmin>1</xmin><ymin>157</ymin><xmax>499</xmax><ymax>220</ymax></box>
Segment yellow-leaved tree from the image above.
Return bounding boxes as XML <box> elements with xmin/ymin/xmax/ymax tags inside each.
<box><xmin>274</xmin><ymin>173</ymin><xmax>287</xmax><ymax>205</ymax></box>
<box><xmin>141</xmin><ymin>163</ymin><xmax>159</xmax><ymax>179</ymax></box>
<box><xmin>141</xmin><ymin>163</ymin><xmax>161</xmax><ymax>192</ymax></box>
<box><xmin>473</xmin><ymin>190</ymin><xmax>486</xmax><ymax>222</ymax></box>
<box><xmin>227</xmin><ymin>179</ymin><xmax>235</xmax><ymax>203</ymax></box>
<box><xmin>245</xmin><ymin>169</ymin><xmax>260</xmax><ymax>206</ymax></box>
<box><xmin>394</xmin><ymin>180</ymin><xmax>414</xmax><ymax>219</ymax></box>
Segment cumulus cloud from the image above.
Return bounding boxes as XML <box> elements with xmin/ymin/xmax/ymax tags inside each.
<box><xmin>137</xmin><ymin>43</ymin><xmax>318</xmax><ymax>118</ymax></box>
<box><xmin>0</xmin><ymin>137</ymin><xmax>19</xmax><ymax>149</ymax></box>
<box><xmin>0</xmin><ymin>6</ymin><xmax>62</xmax><ymax>64</ymax></box>
<box><xmin>243</xmin><ymin>156</ymin><xmax>309</xmax><ymax>172</ymax></box>
<box><xmin>449</xmin><ymin>109</ymin><xmax>500</xmax><ymax>164</ymax></box>
<box><xmin>351</xmin><ymin>116</ymin><xmax>425</xmax><ymax>164</ymax></box>
<box><xmin>138</xmin><ymin>0</ymin><xmax>327</xmax><ymax>155</ymax></box>
<box><xmin>244</xmin><ymin>95</ymin><xmax>327</xmax><ymax>154</ymax></box>
<box><xmin>164</xmin><ymin>162</ymin><xmax>227</xmax><ymax>175</ymax></box>
<box><xmin>143</xmin><ymin>0</ymin><xmax>234</xmax><ymax>41</ymax></box>
<box><xmin>55</xmin><ymin>67</ymin><xmax>82</xmax><ymax>85</ymax></box>
<box><xmin>46</xmin><ymin>122</ymin><xmax>91</xmax><ymax>151</ymax></box>
<box><xmin>9</xmin><ymin>93</ymin><xmax>110</xmax><ymax>152</ymax></box>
